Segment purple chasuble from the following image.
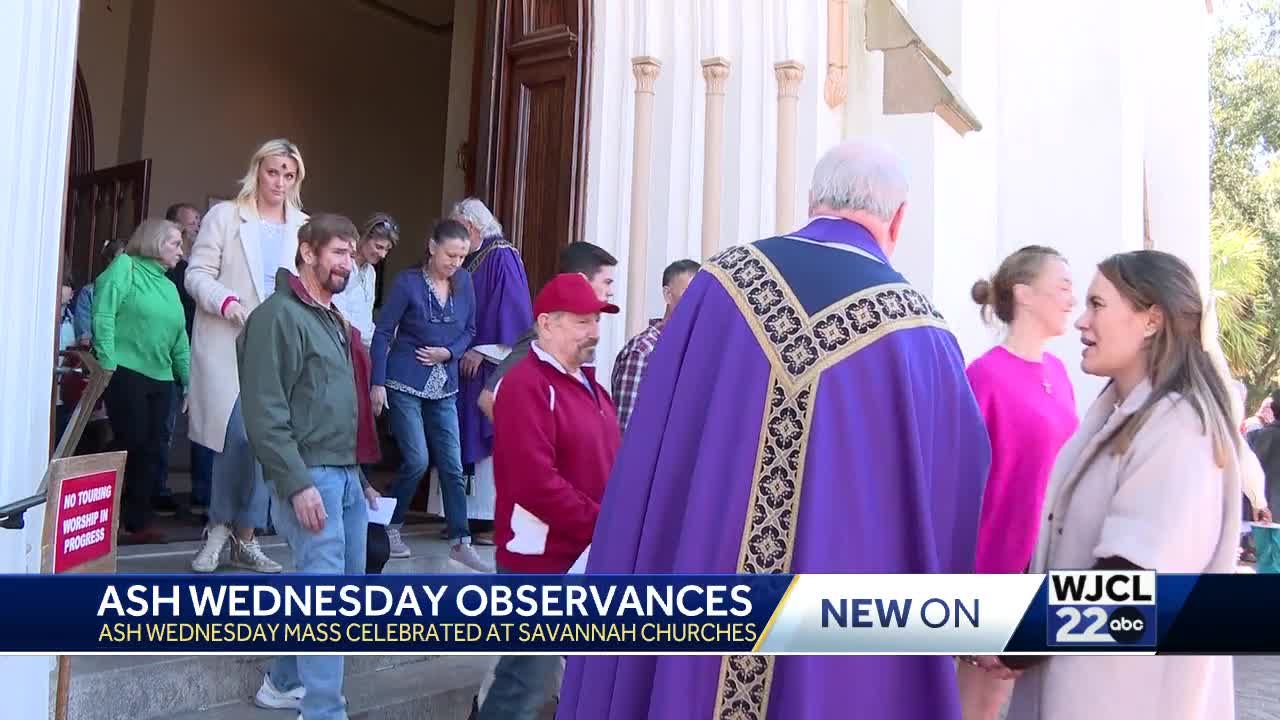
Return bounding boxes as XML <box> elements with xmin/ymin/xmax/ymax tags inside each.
<box><xmin>556</xmin><ymin>218</ymin><xmax>991</xmax><ymax>720</ymax></box>
<box><xmin>458</xmin><ymin>235</ymin><xmax>532</xmax><ymax>464</ymax></box>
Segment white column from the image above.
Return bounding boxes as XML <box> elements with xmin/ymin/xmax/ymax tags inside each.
<box><xmin>701</xmin><ymin>57</ymin><xmax>730</xmax><ymax>258</ymax></box>
<box><xmin>927</xmin><ymin>0</ymin><xmax>1000</xmax><ymax>365</ymax></box>
<box><xmin>824</xmin><ymin>0</ymin><xmax>849</xmax><ymax>108</ymax></box>
<box><xmin>0</xmin><ymin>1</ymin><xmax>78</xmax><ymax>716</ymax></box>
<box><xmin>627</xmin><ymin>56</ymin><xmax>662</xmax><ymax>337</ymax></box>
<box><xmin>995</xmin><ymin>1</ymin><xmax>1145</xmax><ymax>410</ymax></box>
<box><xmin>774</xmin><ymin>61</ymin><xmax>805</xmax><ymax>233</ymax></box>
<box><xmin>1143</xmin><ymin>0</ymin><xmax>1210</xmax><ymax>289</ymax></box>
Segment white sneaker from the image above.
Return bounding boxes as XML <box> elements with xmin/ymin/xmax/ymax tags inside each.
<box><xmin>450</xmin><ymin>543</ymin><xmax>495</xmax><ymax>573</ymax></box>
<box><xmin>255</xmin><ymin>674</ymin><xmax>304</xmax><ymax>710</ymax></box>
<box><xmin>230</xmin><ymin>536</ymin><xmax>283</xmax><ymax>573</ymax></box>
<box><xmin>387</xmin><ymin>527</ymin><xmax>411</xmax><ymax>558</ymax></box>
<box><xmin>190</xmin><ymin>524</ymin><xmax>232</xmax><ymax>573</ymax></box>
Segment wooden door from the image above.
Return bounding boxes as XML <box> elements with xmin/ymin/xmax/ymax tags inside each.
<box><xmin>64</xmin><ymin>160</ymin><xmax>152</xmax><ymax>288</ymax></box>
<box><xmin>481</xmin><ymin>0</ymin><xmax>592</xmax><ymax>295</ymax></box>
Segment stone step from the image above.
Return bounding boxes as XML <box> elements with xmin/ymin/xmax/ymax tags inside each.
<box><xmin>164</xmin><ymin>655</ymin><xmax>489</xmax><ymax>720</ymax></box>
<box><xmin>70</xmin><ymin>530</ymin><xmax>497</xmax><ymax>718</ymax></box>
<box><xmin>114</xmin><ymin>522</ymin><xmax>485</xmax><ymax>575</ymax></box>
<box><xmin>67</xmin><ymin>654</ymin><xmax>461</xmax><ymax>720</ymax></box>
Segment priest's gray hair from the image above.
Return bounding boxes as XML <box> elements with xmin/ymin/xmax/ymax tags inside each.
<box><xmin>450</xmin><ymin>197</ymin><xmax>504</xmax><ymax>238</ymax></box>
<box><xmin>809</xmin><ymin>138</ymin><xmax>909</xmax><ymax>221</ymax></box>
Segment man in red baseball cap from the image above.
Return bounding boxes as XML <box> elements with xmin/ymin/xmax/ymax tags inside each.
<box><xmin>476</xmin><ymin>272</ymin><xmax>620</xmax><ymax>720</ymax></box>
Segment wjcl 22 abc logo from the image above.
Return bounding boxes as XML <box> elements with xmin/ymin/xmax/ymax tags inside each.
<box><xmin>1046</xmin><ymin>571</ymin><xmax>1156</xmax><ymax>647</ymax></box>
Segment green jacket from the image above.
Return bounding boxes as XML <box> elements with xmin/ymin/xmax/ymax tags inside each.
<box><xmin>237</xmin><ymin>269</ymin><xmax>365</xmax><ymax>500</ymax></box>
<box><xmin>92</xmin><ymin>253</ymin><xmax>190</xmax><ymax>386</ymax></box>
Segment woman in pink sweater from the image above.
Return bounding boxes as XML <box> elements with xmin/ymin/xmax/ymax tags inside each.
<box><xmin>958</xmin><ymin>246</ymin><xmax>1079</xmax><ymax>720</ymax></box>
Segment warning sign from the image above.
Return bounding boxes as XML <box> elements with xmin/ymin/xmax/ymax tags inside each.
<box><xmin>52</xmin><ymin>471</ymin><xmax>115</xmax><ymax>573</ymax></box>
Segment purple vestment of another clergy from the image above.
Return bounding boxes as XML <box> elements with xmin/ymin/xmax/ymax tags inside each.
<box><xmin>556</xmin><ymin>218</ymin><xmax>991</xmax><ymax>720</ymax></box>
<box><xmin>458</xmin><ymin>234</ymin><xmax>532</xmax><ymax>465</ymax></box>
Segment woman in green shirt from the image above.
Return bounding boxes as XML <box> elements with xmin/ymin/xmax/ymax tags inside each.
<box><xmin>93</xmin><ymin>218</ymin><xmax>189</xmax><ymax>544</ymax></box>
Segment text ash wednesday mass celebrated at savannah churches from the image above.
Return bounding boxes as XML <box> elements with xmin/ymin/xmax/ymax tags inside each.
<box><xmin>7</xmin><ymin>1</ymin><xmax>1280</xmax><ymax>719</ymax></box>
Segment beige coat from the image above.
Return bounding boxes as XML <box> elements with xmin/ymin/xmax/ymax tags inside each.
<box><xmin>1008</xmin><ymin>379</ymin><xmax>1239</xmax><ymax>720</ymax></box>
<box><xmin>184</xmin><ymin>200</ymin><xmax>307</xmax><ymax>451</ymax></box>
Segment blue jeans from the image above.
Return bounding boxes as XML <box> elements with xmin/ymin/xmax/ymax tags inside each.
<box><xmin>209</xmin><ymin>398</ymin><xmax>271</xmax><ymax>529</ymax></box>
<box><xmin>190</xmin><ymin>442</ymin><xmax>214</xmax><ymax>507</ymax></box>
<box><xmin>267</xmin><ymin>465</ymin><xmax>368</xmax><ymax>720</ymax></box>
<box><xmin>478</xmin><ymin>566</ymin><xmax>561</xmax><ymax>720</ymax></box>
<box><xmin>385</xmin><ymin>389</ymin><xmax>469</xmax><ymax>543</ymax></box>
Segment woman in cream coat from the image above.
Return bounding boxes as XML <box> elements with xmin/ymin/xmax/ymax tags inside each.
<box><xmin>185</xmin><ymin>138</ymin><xmax>308</xmax><ymax>574</ymax></box>
<box><xmin>1003</xmin><ymin>250</ymin><xmax>1240</xmax><ymax>719</ymax></box>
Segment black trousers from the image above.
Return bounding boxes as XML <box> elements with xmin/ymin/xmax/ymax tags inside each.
<box><xmin>103</xmin><ymin>366</ymin><xmax>174</xmax><ymax>532</ymax></box>
<box><xmin>367</xmin><ymin>524</ymin><xmax>390</xmax><ymax>574</ymax></box>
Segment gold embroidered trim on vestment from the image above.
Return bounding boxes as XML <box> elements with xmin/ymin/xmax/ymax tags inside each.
<box><xmin>735</xmin><ymin>374</ymin><xmax>817</xmax><ymax>575</ymax></box>
<box><xmin>710</xmin><ymin>370</ymin><xmax>819</xmax><ymax>720</ymax></box>
<box><xmin>713</xmin><ymin>654</ymin><xmax>776</xmax><ymax>720</ymax></box>
<box><xmin>465</xmin><ymin>238</ymin><xmax>519</xmax><ymax>273</ymax></box>
<box><xmin>703</xmin><ymin>243</ymin><xmax>948</xmax><ymax>391</ymax></box>
<box><xmin>706</xmin><ymin>242</ymin><xmax>949</xmax><ymax>720</ymax></box>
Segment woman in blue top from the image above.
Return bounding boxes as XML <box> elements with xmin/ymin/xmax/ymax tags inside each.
<box><xmin>371</xmin><ymin>219</ymin><xmax>490</xmax><ymax>572</ymax></box>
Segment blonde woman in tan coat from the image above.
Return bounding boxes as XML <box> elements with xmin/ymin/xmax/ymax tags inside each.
<box><xmin>1001</xmin><ymin>250</ymin><xmax>1240</xmax><ymax>719</ymax></box>
<box><xmin>185</xmin><ymin>139</ymin><xmax>308</xmax><ymax>574</ymax></box>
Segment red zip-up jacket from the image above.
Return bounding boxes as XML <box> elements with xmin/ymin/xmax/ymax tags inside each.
<box><xmin>492</xmin><ymin>344</ymin><xmax>620</xmax><ymax>573</ymax></box>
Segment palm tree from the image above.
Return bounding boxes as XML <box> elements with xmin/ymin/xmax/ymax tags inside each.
<box><xmin>1211</xmin><ymin>214</ymin><xmax>1268</xmax><ymax>378</ymax></box>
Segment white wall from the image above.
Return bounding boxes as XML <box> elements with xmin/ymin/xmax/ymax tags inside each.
<box><xmin>1144</xmin><ymin>0</ymin><xmax>1212</xmax><ymax>292</ymax></box>
<box><xmin>992</xmin><ymin>0</ymin><xmax>1149</xmax><ymax>408</ymax></box>
<box><xmin>844</xmin><ymin>0</ymin><xmax>1208</xmax><ymax>413</ymax></box>
<box><xmin>582</xmin><ymin>0</ymin><xmax>1212</xmax><ymax>412</ymax></box>
<box><xmin>0</xmin><ymin>1</ymin><xmax>79</xmax><ymax>716</ymax></box>
<box><xmin>938</xmin><ymin>0</ymin><xmax>1000</xmax><ymax>364</ymax></box>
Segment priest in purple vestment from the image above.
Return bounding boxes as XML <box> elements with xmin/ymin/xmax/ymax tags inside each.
<box><xmin>557</xmin><ymin>139</ymin><xmax>991</xmax><ymax>720</ymax></box>
<box><xmin>450</xmin><ymin>199</ymin><xmax>533</xmax><ymax>493</ymax></box>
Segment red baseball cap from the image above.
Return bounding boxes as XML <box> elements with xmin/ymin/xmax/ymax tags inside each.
<box><xmin>533</xmin><ymin>273</ymin><xmax>620</xmax><ymax>317</ymax></box>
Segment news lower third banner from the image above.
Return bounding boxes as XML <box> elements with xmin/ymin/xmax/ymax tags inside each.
<box><xmin>0</xmin><ymin>572</ymin><xmax>1271</xmax><ymax>655</ymax></box>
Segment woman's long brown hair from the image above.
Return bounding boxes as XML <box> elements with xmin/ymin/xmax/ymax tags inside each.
<box><xmin>1083</xmin><ymin>251</ymin><xmax>1237</xmax><ymax>472</ymax></box>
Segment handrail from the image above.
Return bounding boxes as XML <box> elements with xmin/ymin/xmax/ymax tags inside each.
<box><xmin>1</xmin><ymin>349</ymin><xmax>113</xmax><ymax>530</ymax></box>
<box><xmin>0</xmin><ymin>494</ymin><xmax>47</xmax><ymax>530</ymax></box>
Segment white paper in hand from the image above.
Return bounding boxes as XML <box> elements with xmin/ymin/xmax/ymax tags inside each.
<box><xmin>568</xmin><ymin>546</ymin><xmax>590</xmax><ymax>574</ymax></box>
<box><xmin>367</xmin><ymin>497</ymin><xmax>397</xmax><ymax>526</ymax></box>
<box><xmin>473</xmin><ymin>344</ymin><xmax>511</xmax><ymax>364</ymax></box>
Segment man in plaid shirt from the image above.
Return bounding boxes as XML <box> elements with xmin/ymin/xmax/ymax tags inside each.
<box><xmin>610</xmin><ymin>259</ymin><xmax>700</xmax><ymax>430</ymax></box>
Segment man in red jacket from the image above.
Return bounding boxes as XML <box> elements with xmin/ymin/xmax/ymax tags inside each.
<box><xmin>477</xmin><ymin>272</ymin><xmax>621</xmax><ymax>720</ymax></box>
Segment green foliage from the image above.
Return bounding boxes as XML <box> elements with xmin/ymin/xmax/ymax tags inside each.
<box><xmin>1210</xmin><ymin>216</ymin><xmax>1268</xmax><ymax>376</ymax></box>
<box><xmin>1211</xmin><ymin>0</ymin><xmax>1280</xmax><ymax>402</ymax></box>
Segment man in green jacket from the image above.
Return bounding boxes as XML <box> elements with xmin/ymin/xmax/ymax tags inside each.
<box><xmin>237</xmin><ymin>213</ymin><xmax>380</xmax><ymax>720</ymax></box>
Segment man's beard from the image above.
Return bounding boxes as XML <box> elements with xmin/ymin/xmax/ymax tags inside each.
<box><xmin>324</xmin><ymin>270</ymin><xmax>350</xmax><ymax>294</ymax></box>
<box><xmin>577</xmin><ymin>341</ymin><xmax>598</xmax><ymax>364</ymax></box>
